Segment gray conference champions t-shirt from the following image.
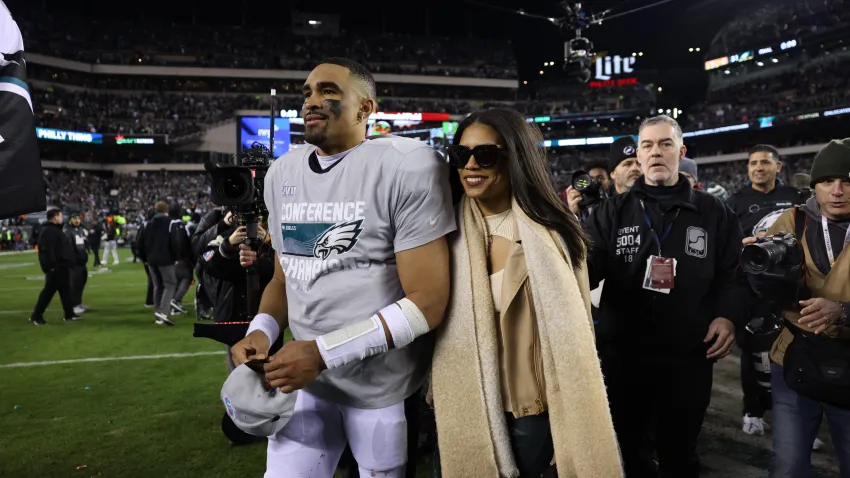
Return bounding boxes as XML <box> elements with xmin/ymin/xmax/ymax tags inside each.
<box><xmin>264</xmin><ymin>136</ymin><xmax>456</xmax><ymax>409</ymax></box>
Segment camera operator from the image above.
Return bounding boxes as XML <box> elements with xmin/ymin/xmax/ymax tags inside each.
<box><xmin>742</xmin><ymin>139</ymin><xmax>850</xmax><ymax>477</ymax></box>
<box><xmin>586</xmin><ymin>115</ymin><xmax>746</xmax><ymax>477</ymax></box>
<box><xmin>566</xmin><ymin>136</ymin><xmax>642</xmax><ymax>216</ymax></box>
<box><xmin>63</xmin><ymin>211</ymin><xmax>90</xmax><ymax>315</ymax></box>
<box><xmin>201</xmin><ymin>215</ymin><xmax>275</xmax><ymax>370</ymax></box>
<box><xmin>726</xmin><ymin>144</ymin><xmax>810</xmax><ymax>436</ymax></box>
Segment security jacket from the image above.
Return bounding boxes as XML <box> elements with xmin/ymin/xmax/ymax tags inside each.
<box><xmin>586</xmin><ymin>174</ymin><xmax>747</xmax><ymax>354</ymax></box>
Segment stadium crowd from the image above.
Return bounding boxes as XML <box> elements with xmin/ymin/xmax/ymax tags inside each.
<box><xmin>13</xmin><ymin>4</ymin><xmax>516</xmax><ymax>79</ymax></box>
<box><xmin>686</xmin><ymin>54</ymin><xmax>850</xmax><ymax>130</ymax></box>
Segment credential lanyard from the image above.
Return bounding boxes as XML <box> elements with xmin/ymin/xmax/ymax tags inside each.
<box><xmin>640</xmin><ymin>200</ymin><xmax>680</xmax><ymax>255</ymax></box>
<box><xmin>821</xmin><ymin>215</ymin><xmax>850</xmax><ymax>266</ymax></box>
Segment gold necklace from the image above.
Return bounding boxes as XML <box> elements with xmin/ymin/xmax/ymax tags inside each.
<box><xmin>486</xmin><ymin>210</ymin><xmax>512</xmax><ymax>245</ymax></box>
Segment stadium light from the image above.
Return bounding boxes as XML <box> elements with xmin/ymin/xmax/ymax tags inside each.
<box><xmin>724</xmin><ymin>69</ymin><xmax>730</xmax><ymax>74</ymax></box>
<box><xmin>523</xmin><ymin>80</ymin><xmax>528</xmax><ymax>85</ymax></box>
<box><xmin>689</xmin><ymin>48</ymin><xmax>694</xmax><ymax>52</ymax></box>
<box><xmin>757</xmin><ymin>61</ymin><xmax>764</xmax><ymax>66</ymax></box>
<box><xmin>308</xmin><ymin>20</ymin><xmax>322</xmax><ymax>25</ymax></box>
<box><xmin>658</xmin><ymin>86</ymin><xmax>663</xmax><ymax>92</ymax></box>
<box><xmin>638</xmin><ymin>52</ymin><xmax>644</xmax><ymax>56</ymax></box>
<box><xmin>539</xmin><ymin>70</ymin><xmax>544</xmax><ymax>75</ymax></box>
<box><xmin>696</xmin><ymin>47</ymin><xmax>701</xmax><ymax>52</ymax></box>
<box><xmin>772</xmin><ymin>58</ymin><xmax>779</xmax><ymax>63</ymax></box>
<box><xmin>632</xmin><ymin>52</ymin><xmax>637</xmax><ymax>57</ymax></box>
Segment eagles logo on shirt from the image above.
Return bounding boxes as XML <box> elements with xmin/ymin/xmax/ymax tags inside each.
<box><xmin>313</xmin><ymin>220</ymin><xmax>364</xmax><ymax>260</ymax></box>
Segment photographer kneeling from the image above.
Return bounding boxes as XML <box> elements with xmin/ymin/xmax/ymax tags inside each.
<box><xmin>742</xmin><ymin>139</ymin><xmax>850</xmax><ymax>478</ymax></box>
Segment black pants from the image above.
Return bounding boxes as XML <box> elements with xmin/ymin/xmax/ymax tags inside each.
<box><xmin>432</xmin><ymin>413</ymin><xmax>553</xmax><ymax>478</ymax></box>
<box><xmin>31</xmin><ymin>268</ymin><xmax>76</xmax><ymax>319</ymax></box>
<box><xmin>144</xmin><ymin>264</ymin><xmax>154</xmax><ymax>306</ymax></box>
<box><xmin>604</xmin><ymin>351</ymin><xmax>713</xmax><ymax>478</ymax></box>
<box><xmin>91</xmin><ymin>244</ymin><xmax>101</xmax><ymax>267</ymax></box>
<box><xmin>69</xmin><ymin>265</ymin><xmax>87</xmax><ymax>306</ymax></box>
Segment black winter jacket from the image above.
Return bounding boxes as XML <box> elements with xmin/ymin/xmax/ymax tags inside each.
<box><xmin>138</xmin><ymin>214</ymin><xmax>179</xmax><ymax>267</ymax></box>
<box><xmin>63</xmin><ymin>223</ymin><xmax>88</xmax><ymax>266</ymax></box>
<box><xmin>203</xmin><ymin>235</ymin><xmax>275</xmax><ymax>323</ymax></box>
<box><xmin>586</xmin><ymin>174</ymin><xmax>747</xmax><ymax>354</ymax></box>
<box><xmin>38</xmin><ymin>223</ymin><xmax>76</xmax><ymax>272</ymax></box>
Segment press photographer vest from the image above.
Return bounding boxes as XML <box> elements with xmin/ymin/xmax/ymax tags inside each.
<box><xmin>767</xmin><ymin>207</ymin><xmax>850</xmax><ymax>365</ymax></box>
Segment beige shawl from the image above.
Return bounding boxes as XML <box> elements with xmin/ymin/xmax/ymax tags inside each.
<box><xmin>431</xmin><ymin>196</ymin><xmax>623</xmax><ymax>478</ymax></box>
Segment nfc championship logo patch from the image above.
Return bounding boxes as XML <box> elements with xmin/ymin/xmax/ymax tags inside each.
<box><xmin>686</xmin><ymin>226</ymin><xmax>708</xmax><ymax>258</ymax></box>
<box><xmin>281</xmin><ymin>219</ymin><xmax>364</xmax><ymax>260</ymax></box>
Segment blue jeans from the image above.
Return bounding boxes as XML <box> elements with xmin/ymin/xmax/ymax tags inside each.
<box><xmin>770</xmin><ymin>363</ymin><xmax>850</xmax><ymax>478</ymax></box>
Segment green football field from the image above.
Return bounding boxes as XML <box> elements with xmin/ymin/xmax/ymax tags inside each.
<box><xmin>0</xmin><ymin>251</ymin><xmax>431</xmax><ymax>478</ymax></box>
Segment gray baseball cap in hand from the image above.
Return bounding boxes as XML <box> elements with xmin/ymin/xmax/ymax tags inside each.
<box><xmin>221</xmin><ymin>364</ymin><xmax>298</xmax><ymax>437</ymax></box>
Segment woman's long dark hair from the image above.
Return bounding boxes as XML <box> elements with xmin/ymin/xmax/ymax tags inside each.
<box><xmin>449</xmin><ymin>108</ymin><xmax>590</xmax><ymax>265</ymax></box>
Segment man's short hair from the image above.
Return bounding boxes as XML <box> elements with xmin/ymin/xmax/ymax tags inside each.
<box><xmin>154</xmin><ymin>201</ymin><xmax>169</xmax><ymax>214</ymax></box>
<box><xmin>320</xmin><ymin>57</ymin><xmax>376</xmax><ymax>101</ymax></box>
<box><xmin>46</xmin><ymin>208</ymin><xmax>62</xmax><ymax>221</ymax></box>
<box><xmin>748</xmin><ymin>144</ymin><xmax>781</xmax><ymax>162</ymax></box>
<box><xmin>639</xmin><ymin>115</ymin><xmax>684</xmax><ymax>143</ymax></box>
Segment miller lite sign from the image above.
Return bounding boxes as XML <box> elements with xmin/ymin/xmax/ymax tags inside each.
<box><xmin>595</xmin><ymin>55</ymin><xmax>636</xmax><ymax>81</ymax></box>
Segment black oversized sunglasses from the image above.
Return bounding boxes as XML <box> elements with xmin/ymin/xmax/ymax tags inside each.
<box><xmin>446</xmin><ymin>144</ymin><xmax>506</xmax><ymax>169</ymax></box>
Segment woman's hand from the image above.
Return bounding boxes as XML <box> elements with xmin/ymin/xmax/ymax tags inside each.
<box><xmin>229</xmin><ymin>226</ymin><xmax>247</xmax><ymax>246</ymax></box>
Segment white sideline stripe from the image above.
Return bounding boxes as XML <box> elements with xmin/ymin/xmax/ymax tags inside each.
<box><xmin>0</xmin><ymin>250</ymin><xmax>36</xmax><ymax>256</ymax></box>
<box><xmin>0</xmin><ymin>351</ymin><xmax>225</xmax><ymax>369</ymax></box>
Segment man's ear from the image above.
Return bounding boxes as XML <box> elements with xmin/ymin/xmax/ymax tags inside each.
<box><xmin>679</xmin><ymin>144</ymin><xmax>688</xmax><ymax>160</ymax></box>
<box><xmin>776</xmin><ymin>161</ymin><xmax>783</xmax><ymax>173</ymax></box>
<box><xmin>359</xmin><ymin>99</ymin><xmax>376</xmax><ymax>122</ymax></box>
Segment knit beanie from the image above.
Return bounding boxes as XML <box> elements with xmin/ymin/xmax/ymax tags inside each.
<box><xmin>810</xmin><ymin>138</ymin><xmax>850</xmax><ymax>187</ymax></box>
<box><xmin>679</xmin><ymin>158</ymin><xmax>698</xmax><ymax>181</ymax></box>
<box><xmin>609</xmin><ymin>136</ymin><xmax>638</xmax><ymax>172</ymax></box>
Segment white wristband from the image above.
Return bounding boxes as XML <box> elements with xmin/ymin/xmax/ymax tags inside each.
<box><xmin>247</xmin><ymin>313</ymin><xmax>280</xmax><ymax>344</ymax></box>
<box><xmin>316</xmin><ymin>316</ymin><xmax>388</xmax><ymax>369</ymax></box>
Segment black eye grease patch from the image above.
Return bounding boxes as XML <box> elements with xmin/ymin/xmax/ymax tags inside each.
<box><xmin>322</xmin><ymin>99</ymin><xmax>343</xmax><ymax>119</ymax></box>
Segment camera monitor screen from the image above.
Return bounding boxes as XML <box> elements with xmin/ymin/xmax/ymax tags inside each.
<box><xmin>238</xmin><ymin>117</ymin><xmax>291</xmax><ymax>159</ymax></box>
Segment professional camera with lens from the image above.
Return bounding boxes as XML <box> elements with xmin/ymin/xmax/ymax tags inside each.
<box><xmin>741</xmin><ymin>232</ymin><xmax>804</xmax><ymax>282</ymax></box>
<box><xmin>205</xmin><ymin>142</ymin><xmax>272</xmax><ymax>217</ymax></box>
<box><xmin>571</xmin><ymin>169</ymin><xmax>608</xmax><ymax>209</ymax></box>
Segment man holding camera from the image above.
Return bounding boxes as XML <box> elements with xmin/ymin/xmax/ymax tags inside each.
<box><xmin>567</xmin><ymin>136</ymin><xmax>643</xmax><ymax>216</ymax></box>
<box><xmin>586</xmin><ymin>115</ymin><xmax>746</xmax><ymax>477</ymax></box>
<box><xmin>230</xmin><ymin>58</ymin><xmax>454</xmax><ymax>477</ymax></box>
<box><xmin>742</xmin><ymin>139</ymin><xmax>850</xmax><ymax>477</ymax></box>
<box><xmin>727</xmin><ymin>144</ymin><xmax>810</xmax><ymax>436</ymax></box>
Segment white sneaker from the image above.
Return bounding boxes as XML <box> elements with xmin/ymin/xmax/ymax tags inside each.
<box><xmin>813</xmin><ymin>437</ymin><xmax>825</xmax><ymax>451</ymax></box>
<box><xmin>154</xmin><ymin>312</ymin><xmax>174</xmax><ymax>326</ymax></box>
<box><xmin>170</xmin><ymin>300</ymin><xmax>187</xmax><ymax>314</ymax></box>
<box><xmin>743</xmin><ymin>415</ymin><xmax>766</xmax><ymax>436</ymax></box>
<box><xmin>73</xmin><ymin>306</ymin><xmax>85</xmax><ymax>315</ymax></box>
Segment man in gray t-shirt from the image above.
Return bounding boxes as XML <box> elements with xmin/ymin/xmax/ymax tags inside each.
<box><xmin>230</xmin><ymin>58</ymin><xmax>455</xmax><ymax>478</ymax></box>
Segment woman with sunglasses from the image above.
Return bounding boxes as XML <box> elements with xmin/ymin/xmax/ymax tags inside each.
<box><xmin>429</xmin><ymin>108</ymin><xmax>622</xmax><ymax>478</ymax></box>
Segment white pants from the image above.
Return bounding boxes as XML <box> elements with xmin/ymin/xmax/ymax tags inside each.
<box><xmin>265</xmin><ymin>390</ymin><xmax>407</xmax><ymax>478</ymax></box>
<box><xmin>103</xmin><ymin>240</ymin><xmax>119</xmax><ymax>264</ymax></box>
